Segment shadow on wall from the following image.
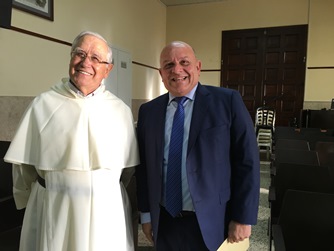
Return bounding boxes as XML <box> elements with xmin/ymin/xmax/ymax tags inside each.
<box><xmin>0</xmin><ymin>96</ymin><xmax>33</xmax><ymax>141</ymax></box>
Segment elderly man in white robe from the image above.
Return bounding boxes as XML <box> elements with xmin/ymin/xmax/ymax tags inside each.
<box><xmin>4</xmin><ymin>31</ymin><xmax>139</xmax><ymax>251</ymax></box>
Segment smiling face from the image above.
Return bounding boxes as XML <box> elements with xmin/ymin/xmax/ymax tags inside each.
<box><xmin>159</xmin><ymin>41</ymin><xmax>201</xmax><ymax>97</ymax></box>
<box><xmin>69</xmin><ymin>34</ymin><xmax>113</xmax><ymax>96</ymax></box>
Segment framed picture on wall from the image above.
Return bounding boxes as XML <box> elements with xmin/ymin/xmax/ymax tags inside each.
<box><xmin>12</xmin><ymin>0</ymin><xmax>54</xmax><ymax>21</ymax></box>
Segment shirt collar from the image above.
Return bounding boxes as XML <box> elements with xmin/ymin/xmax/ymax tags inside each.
<box><xmin>168</xmin><ymin>83</ymin><xmax>198</xmax><ymax>105</ymax></box>
<box><xmin>68</xmin><ymin>80</ymin><xmax>103</xmax><ymax>98</ymax></box>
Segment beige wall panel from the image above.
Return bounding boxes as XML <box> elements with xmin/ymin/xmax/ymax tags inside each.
<box><xmin>199</xmin><ymin>72</ymin><xmax>220</xmax><ymax>87</ymax></box>
<box><xmin>0</xmin><ymin>0</ymin><xmax>166</xmax><ymax>140</ymax></box>
<box><xmin>132</xmin><ymin>65</ymin><xmax>165</xmax><ymax>100</ymax></box>
<box><xmin>0</xmin><ymin>29</ymin><xmax>69</xmax><ymax>96</ymax></box>
<box><xmin>166</xmin><ymin>0</ymin><xmax>309</xmax><ymax>70</ymax></box>
<box><xmin>305</xmin><ymin>69</ymin><xmax>334</xmax><ymax>101</ymax></box>
<box><xmin>307</xmin><ymin>0</ymin><xmax>334</xmax><ymax>66</ymax></box>
<box><xmin>166</xmin><ymin>0</ymin><xmax>334</xmax><ymax>103</ymax></box>
<box><xmin>1</xmin><ymin>0</ymin><xmax>166</xmax><ymax>98</ymax></box>
<box><xmin>305</xmin><ymin>0</ymin><xmax>334</xmax><ymax>101</ymax></box>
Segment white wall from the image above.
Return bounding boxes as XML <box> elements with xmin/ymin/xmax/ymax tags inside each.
<box><xmin>104</xmin><ymin>47</ymin><xmax>132</xmax><ymax>107</ymax></box>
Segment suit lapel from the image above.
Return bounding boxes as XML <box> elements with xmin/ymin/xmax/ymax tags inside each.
<box><xmin>187</xmin><ymin>84</ymin><xmax>210</xmax><ymax>155</ymax></box>
<box><xmin>153</xmin><ymin>94</ymin><xmax>169</xmax><ymax>157</ymax></box>
<box><xmin>152</xmin><ymin>87</ymin><xmax>210</xmax><ymax>160</ymax></box>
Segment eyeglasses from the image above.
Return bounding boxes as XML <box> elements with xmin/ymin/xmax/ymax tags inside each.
<box><xmin>71</xmin><ymin>49</ymin><xmax>110</xmax><ymax>65</ymax></box>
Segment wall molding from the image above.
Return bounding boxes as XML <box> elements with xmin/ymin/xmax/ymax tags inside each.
<box><xmin>8</xmin><ymin>26</ymin><xmax>219</xmax><ymax>72</ymax></box>
<box><xmin>9</xmin><ymin>26</ymin><xmax>158</xmax><ymax>70</ymax></box>
<box><xmin>11</xmin><ymin>26</ymin><xmax>72</xmax><ymax>46</ymax></box>
<box><xmin>307</xmin><ymin>66</ymin><xmax>334</xmax><ymax>69</ymax></box>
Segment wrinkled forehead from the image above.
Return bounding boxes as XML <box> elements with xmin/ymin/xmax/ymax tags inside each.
<box><xmin>160</xmin><ymin>44</ymin><xmax>195</xmax><ymax>64</ymax></box>
<box><xmin>75</xmin><ymin>35</ymin><xmax>108</xmax><ymax>54</ymax></box>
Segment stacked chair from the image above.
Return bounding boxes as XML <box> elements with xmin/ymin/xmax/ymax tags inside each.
<box><xmin>267</xmin><ymin>127</ymin><xmax>334</xmax><ymax>250</ymax></box>
<box><xmin>255</xmin><ymin>106</ymin><xmax>276</xmax><ymax>160</ymax></box>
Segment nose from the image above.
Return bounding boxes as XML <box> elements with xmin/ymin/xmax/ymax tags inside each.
<box><xmin>171</xmin><ymin>63</ymin><xmax>183</xmax><ymax>73</ymax></box>
<box><xmin>80</xmin><ymin>55</ymin><xmax>93</xmax><ymax>66</ymax></box>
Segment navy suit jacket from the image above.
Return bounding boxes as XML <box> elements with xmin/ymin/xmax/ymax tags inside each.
<box><xmin>136</xmin><ymin>83</ymin><xmax>260</xmax><ymax>250</ymax></box>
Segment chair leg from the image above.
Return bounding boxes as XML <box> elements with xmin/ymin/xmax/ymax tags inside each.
<box><xmin>268</xmin><ymin>216</ymin><xmax>272</xmax><ymax>251</ymax></box>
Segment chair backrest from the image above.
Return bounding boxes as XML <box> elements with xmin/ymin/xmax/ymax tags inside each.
<box><xmin>274</xmin><ymin>148</ymin><xmax>320</xmax><ymax>167</ymax></box>
<box><xmin>278</xmin><ymin>189</ymin><xmax>334</xmax><ymax>250</ymax></box>
<box><xmin>304</xmin><ymin>132</ymin><xmax>334</xmax><ymax>150</ymax></box>
<box><xmin>275</xmin><ymin>139</ymin><xmax>310</xmax><ymax>151</ymax></box>
<box><xmin>274</xmin><ymin>126</ymin><xmax>304</xmax><ymax>140</ymax></box>
<box><xmin>300</xmin><ymin>127</ymin><xmax>322</xmax><ymax>134</ymax></box>
<box><xmin>315</xmin><ymin>141</ymin><xmax>334</xmax><ymax>154</ymax></box>
<box><xmin>318</xmin><ymin>152</ymin><xmax>334</xmax><ymax>167</ymax></box>
<box><xmin>315</xmin><ymin>141</ymin><xmax>334</xmax><ymax>167</ymax></box>
<box><xmin>325</xmin><ymin>128</ymin><xmax>334</xmax><ymax>136</ymax></box>
<box><xmin>255</xmin><ymin>106</ymin><xmax>275</xmax><ymax>127</ymax></box>
<box><xmin>255</xmin><ymin>107</ymin><xmax>276</xmax><ymax>136</ymax></box>
<box><xmin>271</xmin><ymin>163</ymin><xmax>334</xmax><ymax>218</ymax></box>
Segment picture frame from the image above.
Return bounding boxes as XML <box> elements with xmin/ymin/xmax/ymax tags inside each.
<box><xmin>12</xmin><ymin>0</ymin><xmax>54</xmax><ymax>21</ymax></box>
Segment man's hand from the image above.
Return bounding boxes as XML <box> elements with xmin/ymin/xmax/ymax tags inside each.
<box><xmin>227</xmin><ymin>221</ymin><xmax>251</xmax><ymax>243</ymax></box>
<box><xmin>142</xmin><ymin>222</ymin><xmax>154</xmax><ymax>244</ymax></box>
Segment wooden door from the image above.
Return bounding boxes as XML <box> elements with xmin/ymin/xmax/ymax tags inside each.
<box><xmin>221</xmin><ymin>25</ymin><xmax>308</xmax><ymax>126</ymax></box>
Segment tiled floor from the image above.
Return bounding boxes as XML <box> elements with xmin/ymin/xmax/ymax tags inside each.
<box><xmin>248</xmin><ymin>161</ymin><xmax>271</xmax><ymax>251</ymax></box>
<box><xmin>137</xmin><ymin>161</ymin><xmax>271</xmax><ymax>251</ymax></box>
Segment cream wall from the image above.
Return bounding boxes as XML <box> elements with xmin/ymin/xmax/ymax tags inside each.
<box><xmin>166</xmin><ymin>0</ymin><xmax>309</xmax><ymax>87</ymax></box>
<box><xmin>2</xmin><ymin>0</ymin><xmax>333</xmax><ymax>102</ymax></box>
<box><xmin>166</xmin><ymin>0</ymin><xmax>334</xmax><ymax>106</ymax></box>
<box><xmin>0</xmin><ymin>0</ymin><xmax>166</xmax><ymax>140</ymax></box>
<box><xmin>0</xmin><ymin>0</ymin><xmax>166</xmax><ymax>98</ymax></box>
<box><xmin>305</xmin><ymin>0</ymin><xmax>334</xmax><ymax>102</ymax></box>
<box><xmin>1</xmin><ymin>0</ymin><xmax>334</xmax><ymax>140</ymax></box>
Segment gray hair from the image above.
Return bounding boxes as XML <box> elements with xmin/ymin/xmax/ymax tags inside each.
<box><xmin>71</xmin><ymin>31</ymin><xmax>113</xmax><ymax>64</ymax></box>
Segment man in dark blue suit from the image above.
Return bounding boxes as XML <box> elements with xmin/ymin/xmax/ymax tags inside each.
<box><xmin>136</xmin><ymin>41</ymin><xmax>260</xmax><ymax>251</ymax></box>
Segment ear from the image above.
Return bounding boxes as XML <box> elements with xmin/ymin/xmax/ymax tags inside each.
<box><xmin>197</xmin><ymin>60</ymin><xmax>202</xmax><ymax>72</ymax></box>
<box><xmin>104</xmin><ymin>63</ymin><xmax>114</xmax><ymax>78</ymax></box>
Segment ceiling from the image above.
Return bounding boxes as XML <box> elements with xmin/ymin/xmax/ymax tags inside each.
<box><xmin>160</xmin><ymin>0</ymin><xmax>226</xmax><ymax>7</ymax></box>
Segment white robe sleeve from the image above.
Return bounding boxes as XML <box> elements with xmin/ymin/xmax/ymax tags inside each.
<box><xmin>12</xmin><ymin>163</ymin><xmax>38</xmax><ymax>209</ymax></box>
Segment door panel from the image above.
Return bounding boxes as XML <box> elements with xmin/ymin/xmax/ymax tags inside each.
<box><xmin>221</xmin><ymin>25</ymin><xmax>307</xmax><ymax>126</ymax></box>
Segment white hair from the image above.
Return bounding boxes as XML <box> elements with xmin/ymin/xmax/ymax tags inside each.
<box><xmin>71</xmin><ymin>31</ymin><xmax>113</xmax><ymax>63</ymax></box>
